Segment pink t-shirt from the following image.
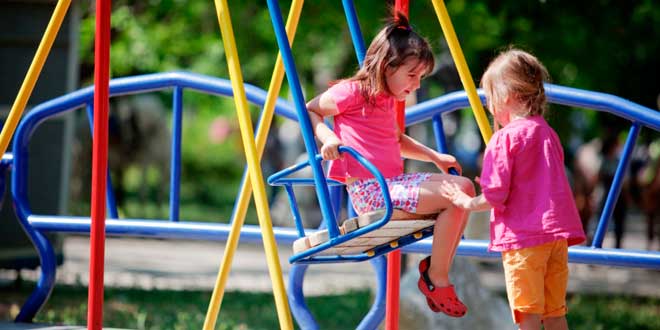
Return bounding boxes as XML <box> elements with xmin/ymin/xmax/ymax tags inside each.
<box><xmin>325</xmin><ymin>80</ymin><xmax>403</xmax><ymax>182</ymax></box>
<box><xmin>480</xmin><ymin>115</ymin><xmax>585</xmax><ymax>252</ymax></box>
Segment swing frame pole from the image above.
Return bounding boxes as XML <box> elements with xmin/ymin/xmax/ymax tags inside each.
<box><xmin>385</xmin><ymin>2</ymin><xmax>409</xmax><ymax>330</ymax></box>
<box><xmin>88</xmin><ymin>0</ymin><xmax>111</xmax><ymax>329</ymax></box>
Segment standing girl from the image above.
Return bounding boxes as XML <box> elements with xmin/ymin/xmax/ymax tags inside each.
<box><xmin>306</xmin><ymin>13</ymin><xmax>474</xmax><ymax>318</ymax></box>
<box><xmin>441</xmin><ymin>48</ymin><xmax>586</xmax><ymax>329</ymax></box>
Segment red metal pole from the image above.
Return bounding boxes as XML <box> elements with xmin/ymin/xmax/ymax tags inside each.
<box><xmin>386</xmin><ymin>2</ymin><xmax>408</xmax><ymax>330</ymax></box>
<box><xmin>394</xmin><ymin>1</ymin><xmax>409</xmax><ymax>136</ymax></box>
<box><xmin>385</xmin><ymin>250</ymin><xmax>402</xmax><ymax>330</ymax></box>
<box><xmin>88</xmin><ymin>0</ymin><xmax>111</xmax><ymax>329</ymax></box>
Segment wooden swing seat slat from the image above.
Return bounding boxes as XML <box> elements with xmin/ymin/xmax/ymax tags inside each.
<box><xmin>292</xmin><ymin>209</ymin><xmax>437</xmax><ymax>257</ymax></box>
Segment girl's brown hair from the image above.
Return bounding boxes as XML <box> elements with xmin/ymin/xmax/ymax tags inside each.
<box><xmin>349</xmin><ymin>12</ymin><xmax>434</xmax><ymax>103</ymax></box>
<box><xmin>481</xmin><ymin>48</ymin><xmax>550</xmax><ymax>119</ymax></box>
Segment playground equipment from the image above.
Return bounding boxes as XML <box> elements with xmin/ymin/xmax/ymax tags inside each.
<box><xmin>264</xmin><ymin>1</ymin><xmax>485</xmax><ymax>328</ymax></box>
<box><xmin>5</xmin><ymin>71</ymin><xmax>660</xmax><ymax>329</ymax></box>
<box><xmin>266</xmin><ymin>0</ymin><xmax>487</xmax><ymax>265</ymax></box>
<box><xmin>3</xmin><ymin>1</ymin><xmax>660</xmax><ymax>330</ymax></box>
<box><xmin>3</xmin><ymin>0</ymin><xmax>296</xmax><ymax>328</ymax></box>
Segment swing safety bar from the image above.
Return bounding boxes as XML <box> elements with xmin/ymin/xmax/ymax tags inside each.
<box><xmin>269</xmin><ymin>147</ymin><xmax>397</xmax><ymax>263</ymax></box>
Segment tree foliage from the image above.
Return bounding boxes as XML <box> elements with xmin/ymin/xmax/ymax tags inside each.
<box><xmin>75</xmin><ymin>0</ymin><xmax>660</xmax><ymax>219</ymax></box>
<box><xmin>78</xmin><ymin>1</ymin><xmax>659</xmax><ymax>105</ymax></box>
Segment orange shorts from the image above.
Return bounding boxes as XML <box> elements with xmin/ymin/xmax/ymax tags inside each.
<box><xmin>501</xmin><ymin>239</ymin><xmax>569</xmax><ymax>324</ymax></box>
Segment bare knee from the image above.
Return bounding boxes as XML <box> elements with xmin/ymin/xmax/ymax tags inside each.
<box><xmin>518</xmin><ymin>313</ymin><xmax>542</xmax><ymax>330</ymax></box>
<box><xmin>455</xmin><ymin>176</ymin><xmax>476</xmax><ymax>197</ymax></box>
<box><xmin>543</xmin><ymin>316</ymin><xmax>568</xmax><ymax>330</ymax></box>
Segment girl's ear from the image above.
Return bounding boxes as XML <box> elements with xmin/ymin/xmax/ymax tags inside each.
<box><xmin>382</xmin><ymin>62</ymin><xmax>393</xmax><ymax>76</ymax></box>
<box><xmin>382</xmin><ymin>64</ymin><xmax>394</xmax><ymax>92</ymax></box>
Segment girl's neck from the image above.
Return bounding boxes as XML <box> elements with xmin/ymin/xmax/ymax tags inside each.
<box><xmin>497</xmin><ymin>111</ymin><xmax>527</xmax><ymax>130</ymax></box>
<box><xmin>510</xmin><ymin>112</ymin><xmax>527</xmax><ymax>122</ymax></box>
<box><xmin>506</xmin><ymin>101</ymin><xmax>531</xmax><ymax>122</ymax></box>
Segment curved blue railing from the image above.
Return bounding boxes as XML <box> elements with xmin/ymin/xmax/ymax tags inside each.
<box><xmin>4</xmin><ymin>71</ymin><xmax>660</xmax><ymax>329</ymax></box>
<box><xmin>8</xmin><ymin>71</ymin><xmax>301</xmax><ymax>322</ymax></box>
<box><xmin>405</xmin><ymin>84</ymin><xmax>660</xmax><ymax>253</ymax></box>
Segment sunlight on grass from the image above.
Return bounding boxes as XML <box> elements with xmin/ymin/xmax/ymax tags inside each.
<box><xmin>2</xmin><ymin>283</ymin><xmax>659</xmax><ymax>330</ymax></box>
<box><xmin>1</xmin><ymin>284</ymin><xmax>371</xmax><ymax>330</ymax></box>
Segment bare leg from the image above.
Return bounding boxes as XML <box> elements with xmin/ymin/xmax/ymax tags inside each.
<box><xmin>543</xmin><ymin>316</ymin><xmax>569</xmax><ymax>330</ymax></box>
<box><xmin>426</xmin><ymin>206</ymin><xmax>467</xmax><ymax>286</ymax></box>
<box><xmin>449</xmin><ymin>206</ymin><xmax>470</xmax><ymax>263</ymax></box>
<box><xmin>518</xmin><ymin>313</ymin><xmax>542</xmax><ymax>330</ymax></box>
<box><xmin>415</xmin><ymin>174</ymin><xmax>474</xmax><ymax>287</ymax></box>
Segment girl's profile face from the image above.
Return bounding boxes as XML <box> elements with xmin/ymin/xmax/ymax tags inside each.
<box><xmin>385</xmin><ymin>58</ymin><xmax>427</xmax><ymax>101</ymax></box>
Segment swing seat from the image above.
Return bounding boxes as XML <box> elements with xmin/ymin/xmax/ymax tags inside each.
<box><xmin>293</xmin><ymin>209</ymin><xmax>436</xmax><ymax>257</ymax></box>
<box><xmin>268</xmin><ymin>146</ymin><xmax>443</xmax><ymax>263</ymax></box>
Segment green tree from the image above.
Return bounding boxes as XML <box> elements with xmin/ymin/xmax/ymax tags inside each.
<box><xmin>75</xmin><ymin>0</ymin><xmax>660</xmax><ymax>219</ymax></box>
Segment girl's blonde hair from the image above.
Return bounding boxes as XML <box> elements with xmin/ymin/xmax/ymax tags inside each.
<box><xmin>349</xmin><ymin>12</ymin><xmax>434</xmax><ymax>103</ymax></box>
<box><xmin>481</xmin><ymin>48</ymin><xmax>550</xmax><ymax>119</ymax></box>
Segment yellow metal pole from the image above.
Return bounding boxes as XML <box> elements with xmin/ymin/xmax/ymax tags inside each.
<box><xmin>430</xmin><ymin>0</ymin><xmax>492</xmax><ymax>143</ymax></box>
<box><xmin>0</xmin><ymin>0</ymin><xmax>71</xmax><ymax>156</ymax></box>
<box><xmin>211</xmin><ymin>1</ymin><xmax>294</xmax><ymax>329</ymax></box>
<box><xmin>203</xmin><ymin>0</ymin><xmax>303</xmax><ymax>329</ymax></box>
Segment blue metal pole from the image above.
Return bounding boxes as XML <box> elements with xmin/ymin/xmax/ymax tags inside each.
<box><xmin>431</xmin><ymin>114</ymin><xmax>449</xmax><ymax>153</ymax></box>
<box><xmin>357</xmin><ymin>256</ymin><xmax>388</xmax><ymax>330</ymax></box>
<box><xmin>285</xmin><ymin>185</ymin><xmax>307</xmax><ymax>237</ymax></box>
<box><xmin>14</xmin><ymin>230</ymin><xmax>57</xmax><ymax>322</ymax></box>
<box><xmin>85</xmin><ymin>104</ymin><xmax>118</xmax><ymax>219</ymax></box>
<box><xmin>592</xmin><ymin>123</ymin><xmax>641</xmax><ymax>248</ymax></box>
<box><xmin>169</xmin><ymin>87</ymin><xmax>183</xmax><ymax>221</ymax></box>
<box><xmin>287</xmin><ymin>264</ymin><xmax>318</xmax><ymax>330</ymax></box>
<box><xmin>265</xmin><ymin>0</ymin><xmax>340</xmax><ymax>238</ymax></box>
<box><xmin>342</xmin><ymin>0</ymin><xmax>366</xmax><ymax>65</ymax></box>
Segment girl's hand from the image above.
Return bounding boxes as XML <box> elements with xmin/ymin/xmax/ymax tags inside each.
<box><xmin>320</xmin><ymin>137</ymin><xmax>343</xmax><ymax>160</ymax></box>
<box><xmin>440</xmin><ymin>181</ymin><xmax>474</xmax><ymax>210</ymax></box>
<box><xmin>433</xmin><ymin>153</ymin><xmax>462</xmax><ymax>175</ymax></box>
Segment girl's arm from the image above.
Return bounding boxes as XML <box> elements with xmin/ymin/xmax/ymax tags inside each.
<box><xmin>454</xmin><ymin>194</ymin><xmax>492</xmax><ymax>212</ymax></box>
<box><xmin>441</xmin><ymin>182</ymin><xmax>492</xmax><ymax>211</ymax></box>
<box><xmin>306</xmin><ymin>93</ymin><xmax>342</xmax><ymax>160</ymax></box>
<box><xmin>399</xmin><ymin>133</ymin><xmax>462</xmax><ymax>174</ymax></box>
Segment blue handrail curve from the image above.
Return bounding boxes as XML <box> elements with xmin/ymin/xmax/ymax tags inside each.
<box><xmin>8</xmin><ymin>71</ymin><xmax>296</xmax><ymax>322</ymax></box>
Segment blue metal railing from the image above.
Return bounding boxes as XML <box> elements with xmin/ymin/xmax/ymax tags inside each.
<box><xmin>8</xmin><ymin>71</ymin><xmax>298</xmax><ymax>322</ymax></box>
<box><xmin>4</xmin><ymin>70</ymin><xmax>660</xmax><ymax>328</ymax></box>
<box><xmin>269</xmin><ymin>149</ymin><xmax>395</xmax><ymax>263</ymax></box>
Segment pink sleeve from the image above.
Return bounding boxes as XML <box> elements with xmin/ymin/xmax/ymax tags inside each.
<box><xmin>480</xmin><ymin>132</ymin><xmax>517</xmax><ymax>210</ymax></box>
<box><xmin>325</xmin><ymin>81</ymin><xmax>359</xmax><ymax>114</ymax></box>
<box><xmin>552</xmin><ymin>130</ymin><xmax>565</xmax><ymax>163</ymax></box>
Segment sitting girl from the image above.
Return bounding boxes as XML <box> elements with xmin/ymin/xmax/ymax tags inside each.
<box><xmin>306</xmin><ymin>13</ymin><xmax>474</xmax><ymax>317</ymax></box>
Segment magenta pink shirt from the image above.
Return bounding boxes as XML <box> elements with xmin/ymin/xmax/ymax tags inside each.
<box><xmin>325</xmin><ymin>80</ymin><xmax>403</xmax><ymax>182</ymax></box>
<box><xmin>480</xmin><ymin>116</ymin><xmax>585</xmax><ymax>252</ymax></box>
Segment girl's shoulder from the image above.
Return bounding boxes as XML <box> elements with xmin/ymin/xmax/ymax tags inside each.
<box><xmin>327</xmin><ymin>79</ymin><xmax>361</xmax><ymax>96</ymax></box>
<box><xmin>501</xmin><ymin>116</ymin><xmax>547</xmax><ymax>136</ymax></box>
<box><xmin>489</xmin><ymin>117</ymin><xmax>542</xmax><ymax>151</ymax></box>
<box><xmin>326</xmin><ymin>80</ymin><xmax>364</xmax><ymax>107</ymax></box>
<box><xmin>523</xmin><ymin>116</ymin><xmax>559</xmax><ymax>140</ymax></box>
<box><xmin>498</xmin><ymin>116</ymin><xmax>560</xmax><ymax>149</ymax></box>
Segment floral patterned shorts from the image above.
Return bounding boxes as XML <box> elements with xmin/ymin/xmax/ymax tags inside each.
<box><xmin>346</xmin><ymin>173</ymin><xmax>432</xmax><ymax>214</ymax></box>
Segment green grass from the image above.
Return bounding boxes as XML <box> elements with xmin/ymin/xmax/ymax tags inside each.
<box><xmin>0</xmin><ymin>284</ymin><xmax>371</xmax><ymax>330</ymax></box>
<box><xmin>1</xmin><ymin>283</ymin><xmax>659</xmax><ymax>329</ymax></box>
<box><xmin>566</xmin><ymin>293</ymin><xmax>660</xmax><ymax>330</ymax></box>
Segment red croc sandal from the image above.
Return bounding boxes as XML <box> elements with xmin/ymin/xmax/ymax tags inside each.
<box><xmin>417</xmin><ymin>256</ymin><xmax>467</xmax><ymax>317</ymax></box>
<box><xmin>425</xmin><ymin>297</ymin><xmax>441</xmax><ymax>313</ymax></box>
<box><xmin>418</xmin><ymin>258</ymin><xmax>441</xmax><ymax>312</ymax></box>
